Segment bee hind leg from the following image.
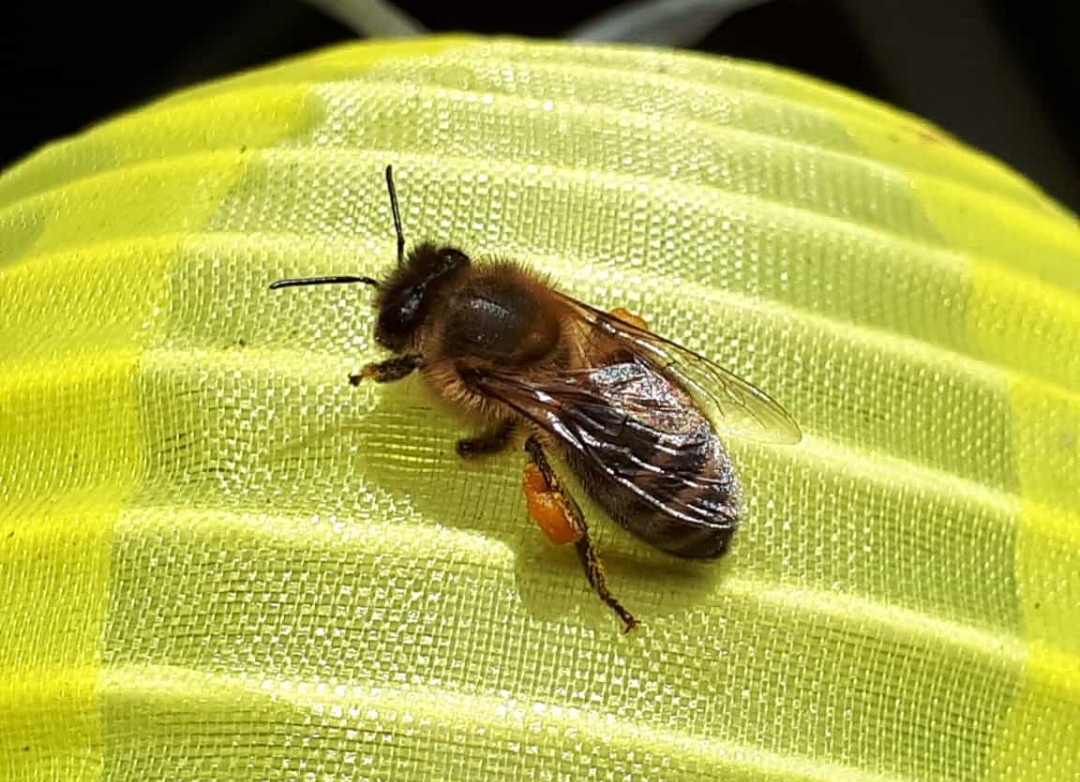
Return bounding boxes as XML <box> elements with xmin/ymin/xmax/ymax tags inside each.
<box><xmin>456</xmin><ymin>420</ymin><xmax>516</xmax><ymax>458</ymax></box>
<box><xmin>523</xmin><ymin>435</ymin><xmax>639</xmax><ymax>632</ymax></box>
<box><xmin>349</xmin><ymin>354</ymin><xmax>422</xmax><ymax>386</ymax></box>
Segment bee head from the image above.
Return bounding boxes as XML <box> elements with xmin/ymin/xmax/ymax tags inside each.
<box><xmin>372</xmin><ymin>243</ymin><xmax>471</xmax><ymax>351</ymax></box>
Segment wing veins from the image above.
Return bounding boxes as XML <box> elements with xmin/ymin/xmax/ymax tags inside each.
<box><xmin>557</xmin><ymin>293</ymin><xmax>802</xmax><ymax>444</ymax></box>
<box><xmin>475</xmin><ymin>371</ymin><xmax>733</xmax><ymax>530</ymax></box>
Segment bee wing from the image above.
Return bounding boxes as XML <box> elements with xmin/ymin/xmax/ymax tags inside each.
<box><xmin>473</xmin><ymin>366</ymin><xmax>735</xmax><ymax>530</ymax></box>
<box><xmin>555</xmin><ymin>293</ymin><xmax>802</xmax><ymax>445</ymax></box>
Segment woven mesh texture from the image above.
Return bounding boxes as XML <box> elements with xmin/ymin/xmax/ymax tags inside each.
<box><xmin>1</xmin><ymin>36</ymin><xmax>1078</xmax><ymax>782</ymax></box>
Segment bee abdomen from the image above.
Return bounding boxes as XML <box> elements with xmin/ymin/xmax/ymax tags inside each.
<box><xmin>628</xmin><ymin>504</ymin><xmax>737</xmax><ymax>559</ymax></box>
<box><xmin>566</xmin><ymin>432</ymin><xmax>741</xmax><ymax>561</ymax></box>
<box><xmin>613</xmin><ymin>475</ymin><xmax>739</xmax><ymax>560</ymax></box>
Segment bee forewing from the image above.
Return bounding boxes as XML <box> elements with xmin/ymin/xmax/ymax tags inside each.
<box><xmin>663</xmin><ymin>358</ymin><xmax>803</xmax><ymax>445</ymax></box>
<box><xmin>555</xmin><ymin>293</ymin><xmax>802</xmax><ymax>445</ymax></box>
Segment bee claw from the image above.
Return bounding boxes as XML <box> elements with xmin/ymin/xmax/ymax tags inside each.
<box><xmin>351</xmin><ymin>355</ymin><xmax>422</xmax><ymax>386</ymax></box>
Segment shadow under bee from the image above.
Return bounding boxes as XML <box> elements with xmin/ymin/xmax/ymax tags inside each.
<box><xmin>271</xmin><ymin>375</ymin><xmax>729</xmax><ymax>631</ymax></box>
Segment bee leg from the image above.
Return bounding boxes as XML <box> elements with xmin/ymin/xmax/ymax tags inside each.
<box><xmin>609</xmin><ymin>307</ymin><xmax>649</xmax><ymax>330</ymax></box>
<box><xmin>456</xmin><ymin>420</ymin><xmax>516</xmax><ymax>458</ymax></box>
<box><xmin>349</xmin><ymin>354</ymin><xmax>422</xmax><ymax>386</ymax></box>
<box><xmin>523</xmin><ymin>435</ymin><xmax>639</xmax><ymax>632</ymax></box>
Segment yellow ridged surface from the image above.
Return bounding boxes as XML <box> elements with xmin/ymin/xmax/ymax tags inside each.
<box><xmin>1</xmin><ymin>35</ymin><xmax>1077</xmax><ymax>782</ymax></box>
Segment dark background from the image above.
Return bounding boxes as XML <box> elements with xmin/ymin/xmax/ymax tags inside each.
<box><xmin>2</xmin><ymin>0</ymin><xmax>1077</xmax><ymax>211</ymax></box>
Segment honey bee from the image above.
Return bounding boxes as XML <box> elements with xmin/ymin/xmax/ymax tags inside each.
<box><xmin>271</xmin><ymin>166</ymin><xmax>801</xmax><ymax>631</ymax></box>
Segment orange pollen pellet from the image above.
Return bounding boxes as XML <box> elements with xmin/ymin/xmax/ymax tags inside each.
<box><xmin>609</xmin><ymin>307</ymin><xmax>649</xmax><ymax>330</ymax></box>
<box><xmin>523</xmin><ymin>464</ymin><xmax>582</xmax><ymax>546</ymax></box>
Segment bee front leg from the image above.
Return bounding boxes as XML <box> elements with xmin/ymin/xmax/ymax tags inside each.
<box><xmin>456</xmin><ymin>420</ymin><xmax>516</xmax><ymax>458</ymax></box>
<box><xmin>523</xmin><ymin>435</ymin><xmax>639</xmax><ymax>632</ymax></box>
<box><xmin>349</xmin><ymin>354</ymin><xmax>422</xmax><ymax>386</ymax></box>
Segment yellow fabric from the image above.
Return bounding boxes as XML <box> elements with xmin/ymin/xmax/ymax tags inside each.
<box><xmin>1</xmin><ymin>35</ymin><xmax>1077</xmax><ymax>782</ymax></box>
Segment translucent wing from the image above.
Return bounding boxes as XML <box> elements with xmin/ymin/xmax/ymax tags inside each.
<box><xmin>555</xmin><ymin>293</ymin><xmax>802</xmax><ymax>444</ymax></box>
<box><xmin>472</xmin><ymin>364</ymin><xmax>736</xmax><ymax>531</ymax></box>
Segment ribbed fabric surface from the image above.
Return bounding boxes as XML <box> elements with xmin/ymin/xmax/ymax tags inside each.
<box><xmin>1</xmin><ymin>36</ymin><xmax>1077</xmax><ymax>782</ymax></box>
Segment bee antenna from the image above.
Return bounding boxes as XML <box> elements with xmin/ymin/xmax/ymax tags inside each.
<box><xmin>268</xmin><ymin>276</ymin><xmax>381</xmax><ymax>290</ymax></box>
<box><xmin>385</xmin><ymin>164</ymin><xmax>405</xmax><ymax>267</ymax></box>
